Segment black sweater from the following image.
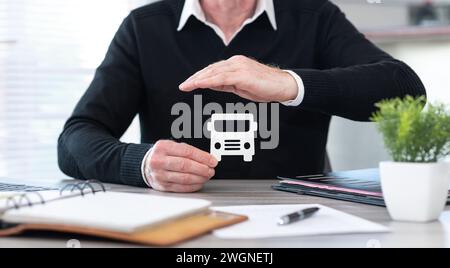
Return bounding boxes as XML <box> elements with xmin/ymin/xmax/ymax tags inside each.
<box><xmin>58</xmin><ymin>0</ymin><xmax>426</xmax><ymax>187</ymax></box>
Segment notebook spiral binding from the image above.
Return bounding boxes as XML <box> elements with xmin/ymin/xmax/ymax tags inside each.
<box><xmin>5</xmin><ymin>180</ymin><xmax>106</xmax><ymax>210</ymax></box>
<box><xmin>6</xmin><ymin>192</ymin><xmax>45</xmax><ymax>210</ymax></box>
<box><xmin>59</xmin><ymin>180</ymin><xmax>106</xmax><ymax>196</ymax></box>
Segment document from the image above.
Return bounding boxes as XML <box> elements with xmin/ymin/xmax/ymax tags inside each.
<box><xmin>212</xmin><ymin>204</ymin><xmax>389</xmax><ymax>239</ymax></box>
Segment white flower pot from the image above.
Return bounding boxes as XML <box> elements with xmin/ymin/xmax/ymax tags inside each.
<box><xmin>380</xmin><ymin>161</ymin><xmax>450</xmax><ymax>222</ymax></box>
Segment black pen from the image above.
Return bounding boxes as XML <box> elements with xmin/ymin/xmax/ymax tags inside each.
<box><xmin>277</xmin><ymin>207</ymin><xmax>320</xmax><ymax>226</ymax></box>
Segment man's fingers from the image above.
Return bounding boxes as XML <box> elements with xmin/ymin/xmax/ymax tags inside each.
<box><xmin>166</xmin><ymin>183</ymin><xmax>204</xmax><ymax>193</ymax></box>
<box><xmin>192</xmin><ymin>63</ymin><xmax>237</xmax><ymax>82</ymax></box>
<box><xmin>164</xmin><ymin>156</ymin><xmax>214</xmax><ymax>178</ymax></box>
<box><xmin>187</xmin><ymin>60</ymin><xmax>235</xmax><ymax>81</ymax></box>
<box><xmin>179</xmin><ymin>60</ymin><xmax>239</xmax><ymax>91</ymax></box>
<box><xmin>152</xmin><ymin>180</ymin><xmax>204</xmax><ymax>193</ymax></box>
<box><xmin>179</xmin><ymin>63</ymin><xmax>223</xmax><ymax>91</ymax></box>
<box><xmin>148</xmin><ymin>140</ymin><xmax>217</xmax><ymax>193</ymax></box>
<box><xmin>187</xmin><ymin>61</ymin><xmax>228</xmax><ymax>81</ymax></box>
<box><xmin>182</xmin><ymin>70</ymin><xmax>262</xmax><ymax>101</ymax></box>
<box><xmin>186</xmin><ymin>72</ymin><xmax>240</xmax><ymax>92</ymax></box>
<box><xmin>156</xmin><ymin>170</ymin><xmax>212</xmax><ymax>185</ymax></box>
<box><xmin>166</xmin><ymin>142</ymin><xmax>218</xmax><ymax>168</ymax></box>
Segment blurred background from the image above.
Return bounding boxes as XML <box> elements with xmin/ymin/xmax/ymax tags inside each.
<box><xmin>0</xmin><ymin>0</ymin><xmax>449</xmax><ymax>181</ymax></box>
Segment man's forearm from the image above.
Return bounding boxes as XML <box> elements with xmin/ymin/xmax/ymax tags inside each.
<box><xmin>292</xmin><ymin>59</ymin><xmax>426</xmax><ymax>121</ymax></box>
<box><xmin>58</xmin><ymin>119</ymin><xmax>152</xmax><ymax>187</ymax></box>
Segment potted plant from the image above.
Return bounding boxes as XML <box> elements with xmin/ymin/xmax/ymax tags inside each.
<box><xmin>371</xmin><ymin>96</ymin><xmax>450</xmax><ymax>222</ymax></box>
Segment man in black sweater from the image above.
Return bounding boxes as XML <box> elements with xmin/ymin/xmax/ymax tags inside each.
<box><xmin>58</xmin><ymin>0</ymin><xmax>426</xmax><ymax>192</ymax></box>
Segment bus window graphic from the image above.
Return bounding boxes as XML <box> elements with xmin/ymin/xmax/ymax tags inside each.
<box><xmin>207</xmin><ymin>113</ymin><xmax>258</xmax><ymax>162</ymax></box>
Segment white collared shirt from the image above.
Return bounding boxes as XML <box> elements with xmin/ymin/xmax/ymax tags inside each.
<box><xmin>141</xmin><ymin>0</ymin><xmax>305</xmax><ymax>186</ymax></box>
<box><xmin>178</xmin><ymin>0</ymin><xmax>278</xmax><ymax>45</ymax></box>
<box><xmin>176</xmin><ymin>0</ymin><xmax>304</xmax><ymax>107</ymax></box>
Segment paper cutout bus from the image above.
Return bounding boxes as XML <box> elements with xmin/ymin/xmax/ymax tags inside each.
<box><xmin>207</xmin><ymin>113</ymin><xmax>258</xmax><ymax>162</ymax></box>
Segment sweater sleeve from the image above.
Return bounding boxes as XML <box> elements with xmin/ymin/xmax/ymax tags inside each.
<box><xmin>292</xmin><ymin>2</ymin><xmax>426</xmax><ymax>121</ymax></box>
<box><xmin>58</xmin><ymin>15</ymin><xmax>152</xmax><ymax>187</ymax></box>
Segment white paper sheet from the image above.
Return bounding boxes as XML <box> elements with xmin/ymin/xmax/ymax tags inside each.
<box><xmin>212</xmin><ymin>204</ymin><xmax>389</xmax><ymax>239</ymax></box>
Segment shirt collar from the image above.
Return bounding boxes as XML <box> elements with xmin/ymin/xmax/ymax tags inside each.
<box><xmin>177</xmin><ymin>0</ymin><xmax>277</xmax><ymax>32</ymax></box>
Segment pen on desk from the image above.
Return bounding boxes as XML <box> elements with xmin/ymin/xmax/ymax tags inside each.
<box><xmin>277</xmin><ymin>207</ymin><xmax>320</xmax><ymax>226</ymax></box>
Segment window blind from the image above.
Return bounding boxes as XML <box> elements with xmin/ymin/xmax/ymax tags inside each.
<box><xmin>0</xmin><ymin>0</ymin><xmax>154</xmax><ymax>181</ymax></box>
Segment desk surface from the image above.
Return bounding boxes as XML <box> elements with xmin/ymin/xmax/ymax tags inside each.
<box><xmin>1</xmin><ymin>179</ymin><xmax>450</xmax><ymax>248</ymax></box>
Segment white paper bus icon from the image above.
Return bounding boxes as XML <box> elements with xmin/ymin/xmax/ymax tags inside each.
<box><xmin>207</xmin><ymin>113</ymin><xmax>258</xmax><ymax>162</ymax></box>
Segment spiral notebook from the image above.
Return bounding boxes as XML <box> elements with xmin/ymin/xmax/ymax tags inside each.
<box><xmin>0</xmin><ymin>181</ymin><xmax>247</xmax><ymax>246</ymax></box>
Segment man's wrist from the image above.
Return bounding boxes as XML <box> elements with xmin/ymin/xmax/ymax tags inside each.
<box><xmin>281</xmin><ymin>70</ymin><xmax>305</xmax><ymax>107</ymax></box>
<box><xmin>141</xmin><ymin>147</ymin><xmax>154</xmax><ymax>188</ymax></box>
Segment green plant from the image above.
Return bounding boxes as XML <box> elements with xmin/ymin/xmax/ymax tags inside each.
<box><xmin>371</xmin><ymin>96</ymin><xmax>450</xmax><ymax>163</ymax></box>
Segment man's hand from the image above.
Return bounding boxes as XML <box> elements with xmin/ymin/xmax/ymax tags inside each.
<box><xmin>179</xmin><ymin>55</ymin><xmax>298</xmax><ymax>103</ymax></box>
<box><xmin>145</xmin><ymin>140</ymin><xmax>218</xmax><ymax>193</ymax></box>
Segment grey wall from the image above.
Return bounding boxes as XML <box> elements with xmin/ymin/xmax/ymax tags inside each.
<box><xmin>326</xmin><ymin>0</ymin><xmax>405</xmax><ymax>171</ymax></box>
<box><xmin>326</xmin><ymin>1</ymin><xmax>450</xmax><ymax>171</ymax></box>
<box><xmin>333</xmin><ymin>0</ymin><xmax>410</xmax><ymax>29</ymax></box>
<box><xmin>327</xmin><ymin>118</ymin><xmax>390</xmax><ymax>171</ymax></box>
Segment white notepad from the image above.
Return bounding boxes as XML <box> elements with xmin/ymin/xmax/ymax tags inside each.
<box><xmin>2</xmin><ymin>192</ymin><xmax>211</xmax><ymax>233</ymax></box>
<box><xmin>213</xmin><ymin>204</ymin><xmax>389</xmax><ymax>239</ymax></box>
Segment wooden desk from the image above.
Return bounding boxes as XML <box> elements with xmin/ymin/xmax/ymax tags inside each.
<box><xmin>1</xmin><ymin>180</ymin><xmax>449</xmax><ymax>248</ymax></box>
